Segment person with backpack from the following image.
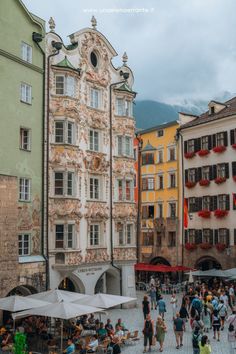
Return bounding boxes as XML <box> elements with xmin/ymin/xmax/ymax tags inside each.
<box><xmin>212</xmin><ymin>309</ymin><xmax>221</xmax><ymax>341</ymax></box>
<box><xmin>201</xmin><ymin>305</ymin><xmax>211</xmax><ymax>333</ymax></box>
<box><xmin>192</xmin><ymin>326</ymin><xmax>201</xmax><ymax>354</ymax></box>
<box><xmin>142</xmin><ymin>313</ymin><xmax>154</xmax><ymax>353</ymax></box>
<box><xmin>158</xmin><ymin>296</ymin><xmax>167</xmax><ymax>319</ymax></box>
<box><xmin>217</xmin><ymin>299</ymin><xmax>227</xmax><ymax>330</ymax></box>
<box><xmin>191</xmin><ymin>295</ymin><xmax>203</xmax><ymax>315</ymax></box>
<box><xmin>173</xmin><ymin>312</ymin><xmax>185</xmax><ymax>349</ymax></box>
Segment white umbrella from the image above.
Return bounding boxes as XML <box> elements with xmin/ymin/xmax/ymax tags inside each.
<box><xmin>0</xmin><ymin>295</ymin><xmax>49</xmax><ymax>312</ymax></box>
<box><xmin>188</xmin><ymin>271</ymin><xmax>194</xmax><ymax>283</ymax></box>
<box><xmin>28</xmin><ymin>289</ymin><xmax>89</xmax><ymax>303</ymax></box>
<box><xmin>12</xmin><ymin>301</ymin><xmax>104</xmax><ymax>352</ymax></box>
<box><xmin>73</xmin><ymin>293</ymin><xmax>137</xmax><ymax>309</ymax></box>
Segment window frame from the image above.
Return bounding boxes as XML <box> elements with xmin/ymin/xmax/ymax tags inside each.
<box><xmin>90</xmin><ymin>87</ymin><xmax>101</xmax><ymax>109</ymax></box>
<box><xmin>55</xmin><ymin>223</ymin><xmax>75</xmax><ymax>249</ymax></box>
<box><xmin>20</xmin><ymin>82</ymin><xmax>32</xmax><ymax>104</ymax></box>
<box><xmin>89</xmin><ymin>224</ymin><xmax>100</xmax><ymax>246</ymax></box>
<box><xmin>19</xmin><ymin>178</ymin><xmax>31</xmax><ymax>201</ymax></box>
<box><xmin>89</xmin><ymin>129</ymin><xmax>100</xmax><ymax>152</ymax></box>
<box><xmin>54</xmin><ymin>171</ymin><xmax>75</xmax><ymax>197</ymax></box>
<box><xmin>20</xmin><ymin>127</ymin><xmax>31</xmax><ymax>151</ymax></box>
<box><xmin>55</xmin><ymin>75</ymin><xmax>76</xmax><ymax>97</ymax></box>
<box><xmin>54</xmin><ymin>120</ymin><xmax>75</xmax><ymax>145</ymax></box>
<box><xmin>21</xmin><ymin>42</ymin><xmax>32</xmax><ymax>63</ymax></box>
<box><xmin>18</xmin><ymin>233</ymin><xmax>30</xmax><ymax>256</ymax></box>
<box><xmin>89</xmin><ymin>177</ymin><xmax>100</xmax><ymax>200</ymax></box>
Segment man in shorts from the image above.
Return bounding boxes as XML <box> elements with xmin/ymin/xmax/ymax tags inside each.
<box><xmin>173</xmin><ymin>312</ymin><xmax>185</xmax><ymax>349</ymax></box>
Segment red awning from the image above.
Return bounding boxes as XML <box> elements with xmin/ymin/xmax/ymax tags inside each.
<box><xmin>135</xmin><ymin>263</ymin><xmax>193</xmax><ymax>273</ymax></box>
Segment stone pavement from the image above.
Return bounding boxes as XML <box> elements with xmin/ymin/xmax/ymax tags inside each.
<box><xmin>106</xmin><ymin>291</ymin><xmax>233</xmax><ymax>354</ymax></box>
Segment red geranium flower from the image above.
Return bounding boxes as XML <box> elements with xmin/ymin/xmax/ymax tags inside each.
<box><xmin>213</xmin><ymin>145</ymin><xmax>226</xmax><ymax>153</ymax></box>
<box><xmin>214</xmin><ymin>177</ymin><xmax>226</xmax><ymax>184</ymax></box>
<box><xmin>184</xmin><ymin>152</ymin><xmax>195</xmax><ymax>159</ymax></box>
<box><xmin>232</xmin><ymin>144</ymin><xmax>236</xmax><ymax>149</ymax></box>
<box><xmin>233</xmin><ymin>176</ymin><xmax>236</xmax><ymax>182</ymax></box>
<box><xmin>199</xmin><ymin>179</ymin><xmax>210</xmax><ymax>186</ymax></box>
<box><xmin>214</xmin><ymin>209</ymin><xmax>228</xmax><ymax>218</ymax></box>
<box><xmin>215</xmin><ymin>243</ymin><xmax>226</xmax><ymax>252</ymax></box>
<box><xmin>198</xmin><ymin>210</ymin><xmax>211</xmax><ymax>218</ymax></box>
<box><xmin>199</xmin><ymin>242</ymin><xmax>212</xmax><ymax>250</ymax></box>
<box><xmin>197</xmin><ymin>149</ymin><xmax>210</xmax><ymax>156</ymax></box>
<box><xmin>185</xmin><ymin>181</ymin><xmax>196</xmax><ymax>188</ymax></box>
<box><xmin>185</xmin><ymin>243</ymin><xmax>197</xmax><ymax>251</ymax></box>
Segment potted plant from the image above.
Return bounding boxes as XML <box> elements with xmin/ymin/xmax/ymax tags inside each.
<box><xmin>197</xmin><ymin>149</ymin><xmax>210</xmax><ymax>156</ymax></box>
<box><xmin>213</xmin><ymin>145</ymin><xmax>226</xmax><ymax>153</ymax></box>
<box><xmin>232</xmin><ymin>144</ymin><xmax>236</xmax><ymax>150</ymax></box>
<box><xmin>185</xmin><ymin>181</ymin><xmax>196</xmax><ymax>188</ymax></box>
<box><xmin>214</xmin><ymin>177</ymin><xmax>226</xmax><ymax>184</ymax></box>
<box><xmin>215</xmin><ymin>243</ymin><xmax>226</xmax><ymax>252</ymax></box>
<box><xmin>214</xmin><ymin>209</ymin><xmax>228</xmax><ymax>218</ymax></box>
<box><xmin>200</xmin><ymin>242</ymin><xmax>212</xmax><ymax>250</ymax></box>
<box><xmin>185</xmin><ymin>242</ymin><xmax>197</xmax><ymax>251</ymax></box>
<box><xmin>184</xmin><ymin>152</ymin><xmax>195</xmax><ymax>159</ymax></box>
<box><xmin>233</xmin><ymin>176</ymin><xmax>236</xmax><ymax>182</ymax></box>
<box><xmin>199</xmin><ymin>179</ymin><xmax>210</xmax><ymax>186</ymax></box>
<box><xmin>198</xmin><ymin>210</ymin><xmax>211</xmax><ymax>218</ymax></box>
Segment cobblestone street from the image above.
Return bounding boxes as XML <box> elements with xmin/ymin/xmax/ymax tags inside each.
<box><xmin>106</xmin><ymin>291</ymin><xmax>232</xmax><ymax>354</ymax></box>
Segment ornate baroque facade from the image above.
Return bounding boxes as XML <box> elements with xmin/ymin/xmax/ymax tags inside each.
<box><xmin>46</xmin><ymin>18</ymin><xmax>137</xmax><ymax>299</ymax></box>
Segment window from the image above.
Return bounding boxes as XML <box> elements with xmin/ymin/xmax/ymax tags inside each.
<box><xmin>127</xmin><ymin>224</ymin><xmax>132</xmax><ymax>244</ymax></box>
<box><xmin>89</xmin><ymin>129</ymin><xmax>99</xmax><ymax>151</ymax></box>
<box><xmin>158</xmin><ymin>150</ymin><xmax>163</xmax><ymax>163</ymax></box>
<box><xmin>55</xmin><ymin>75</ymin><xmax>75</xmax><ymax>97</ymax></box>
<box><xmin>218</xmin><ymin>195</ymin><xmax>227</xmax><ymax>210</ymax></box>
<box><xmin>216</xmin><ymin>132</ymin><xmax>225</xmax><ymax>147</ymax></box>
<box><xmin>142</xmin><ymin>205</ymin><xmax>154</xmax><ymax>219</ymax></box>
<box><xmin>189</xmin><ymin>197</ymin><xmax>196</xmax><ymax>213</ymax></box>
<box><xmin>90</xmin><ymin>224</ymin><xmax>99</xmax><ymax>246</ymax></box>
<box><xmin>118</xmin><ymin>180</ymin><xmax>123</xmax><ymax>201</ymax></box>
<box><xmin>134</xmin><ymin>174</ymin><xmax>137</xmax><ymax>188</ymax></box>
<box><xmin>55</xmin><ymin>224</ymin><xmax>74</xmax><ymax>249</ymax></box>
<box><xmin>158</xmin><ymin>175</ymin><xmax>164</xmax><ymax>190</ymax></box>
<box><xmin>187</xmin><ymin>139</ymin><xmax>195</xmax><ymax>153</ymax></box>
<box><xmin>125</xmin><ymin>180</ymin><xmax>131</xmax><ymax>200</ymax></box>
<box><xmin>90</xmin><ymin>51</ymin><xmax>98</xmax><ymax>67</ymax></box>
<box><xmin>188</xmin><ymin>169</ymin><xmax>196</xmax><ymax>183</ymax></box>
<box><xmin>90</xmin><ymin>177</ymin><xmax>99</xmax><ymax>200</ymax></box>
<box><xmin>201</xmin><ymin>136</ymin><xmax>209</xmax><ymax>150</ymax></box>
<box><xmin>170</xmin><ymin>173</ymin><xmax>176</xmax><ymax>188</ymax></box>
<box><xmin>203</xmin><ymin>196</ymin><xmax>211</xmax><ymax>210</ymax></box>
<box><xmin>217</xmin><ymin>164</ymin><xmax>226</xmax><ymax>178</ymax></box>
<box><xmin>118</xmin><ymin>224</ymin><xmax>124</xmax><ymax>245</ymax></box>
<box><xmin>157</xmin><ymin>130</ymin><xmax>164</xmax><ymax>137</ymax></box>
<box><xmin>203</xmin><ymin>229</ymin><xmax>211</xmax><ymax>243</ymax></box>
<box><xmin>133</xmin><ymin>148</ymin><xmax>137</xmax><ymax>160</ymax></box>
<box><xmin>168</xmin><ymin>232</ymin><xmax>176</xmax><ymax>247</ymax></box>
<box><xmin>117</xmin><ymin>136</ymin><xmax>132</xmax><ymax>157</ymax></box>
<box><xmin>18</xmin><ymin>234</ymin><xmax>30</xmax><ymax>256</ymax></box>
<box><xmin>142</xmin><ymin>178</ymin><xmax>154</xmax><ymax>191</ymax></box>
<box><xmin>90</xmin><ymin>88</ymin><xmax>101</xmax><ymax>109</ymax></box>
<box><xmin>210</xmin><ymin>106</ymin><xmax>215</xmax><ymax>115</ymax></box>
<box><xmin>189</xmin><ymin>229</ymin><xmax>195</xmax><ymax>244</ymax></box>
<box><xmin>54</xmin><ymin>121</ymin><xmax>75</xmax><ymax>144</ymax></box>
<box><xmin>54</xmin><ymin>171</ymin><xmax>75</xmax><ymax>197</ymax></box>
<box><xmin>219</xmin><ymin>229</ymin><xmax>228</xmax><ymax>244</ymax></box>
<box><xmin>19</xmin><ymin>178</ymin><xmax>30</xmax><ymax>201</ymax></box>
<box><xmin>168</xmin><ymin>147</ymin><xmax>176</xmax><ymax>161</ymax></box>
<box><xmin>143</xmin><ymin>232</ymin><xmax>154</xmax><ymax>246</ymax></box>
<box><xmin>116</xmin><ymin>179</ymin><xmax>133</xmax><ymax>201</ymax></box>
<box><xmin>115</xmin><ymin>98</ymin><xmax>132</xmax><ymax>117</ymax></box>
<box><xmin>20</xmin><ymin>128</ymin><xmax>30</xmax><ymax>151</ymax></box>
<box><xmin>169</xmin><ymin>203</ymin><xmax>176</xmax><ymax>218</ymax></box>
<box><xmin>202</xmin><ymin>166</ymin><xmax>210</xmax><ymax>180</ymax></box>
<box><xmin>142</xmin><ymin>153</ymin><xmax>154</xmax><ymax>165</ymax></box>
<box><xmin>20</xmin><ymin>83</ymin><xmax>32</xmax><ymax>104</ymax></box>
<box><xmin>21</xmin><ymin>42</ymin><xmax>32</xmax><ymax>63</ymax></box>
<box><xmin>158</xmin><ymin>204</ymin><xmax>163</xmax><ymax>218</ymax></box>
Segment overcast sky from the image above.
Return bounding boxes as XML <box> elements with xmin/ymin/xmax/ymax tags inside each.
<box><xmin>24</xmin><ymin>0</ymin><xmax>236</xmax><ymax>104</ymax></box>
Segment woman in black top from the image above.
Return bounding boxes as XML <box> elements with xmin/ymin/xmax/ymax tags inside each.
<box><xmin>142</xmin><ymin>295</ymin><xmax>150</xmax><ymax>319</ymax></box>
<box><xmin>143</xmin><ymin>313</ymin><xmax>154</xmax><ymax>353</ymax></box>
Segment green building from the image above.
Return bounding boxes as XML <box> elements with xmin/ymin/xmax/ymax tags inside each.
<box><xmin>0</xmin><ymin>0</ymin><xmax>46</xmax><ymax>297</ymax></box>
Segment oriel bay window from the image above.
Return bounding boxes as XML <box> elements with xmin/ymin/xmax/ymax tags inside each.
<box><xmin>117</xmin><ymin>136</ymin><xmax>133</xmax><ymax>157</ymax></box>
<box><xmin>54</xmin><ymin>171</ymin><xmax>75</xmax><ymax>197</ymax></box>
<box><xmin>142</xmin><ymin>153</ymin><xmax>154</xmax><ymax>165</ymax></box>
<box><xmin>116</xmin><ymin>179</ymin><xmax>134</xmax><ymax>201</ymax></box>
<box><xmin>54</xmin><ymin>120</ymin><xmax>75</xmax><ymax>144</ymax></box>
<box><xmin>55</xmin><ymin>75</ymin><xmax>76</xmax><ymax>97</ymax></box>
<box><xmin>55</xmin><ymin>224</ymin><xmax>75</xmax><ymax>249</ymax></box>
<box><xmin>115</xmin><ymin>98</ymin><xmax>133</xmax><ymax>117</ymax></box>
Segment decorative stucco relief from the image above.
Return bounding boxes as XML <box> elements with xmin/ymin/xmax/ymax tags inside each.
<box><xmin>66</xmin><ymin>251</ymin><xmax>83</xmax><ymax>265</ymax></box>
<box><xmin>85</xmin><ymin>248</ymin><xmax>109</xmax><ymax>263</ymax></box>
<box><xmin>113</xmin><ymin>247</ymin><xmax>136</xmax><ymax>261</ymax></box>
<box><xmin>113</xmin><ymin>203</ymin><xmax>137</xmax><ymax>220</ymax></box>
<box><xmin>50</xmin><ymin>146</ymin><xmax>83</xmax><ymax>168</ymax></box>
<box><xmin>84</xmin><ymin>153</ymin><xmax>109</xmax><ymax>174</ymax></box>
<box><xmin>49</xmin><ymin>199</ymin><xmax>82</xmax><ymax>221</ymax></box>
<box><xmin>113</xmin><ymin>159</ymin><xmax>135</xmax><ymax>175</ymax></box>
<box><xmin>84</xmin><ymin>202</ymin><xmax>109</xmax><ymax>219</ymax></box>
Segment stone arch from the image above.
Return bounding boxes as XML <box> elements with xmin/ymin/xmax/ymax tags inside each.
<box><xmin>195</xmin><ymin>256</ymin><xmax>222</xmax><ymax>271</ymax></box>
<box><xmin>58</xmin><ymin>274</ymin><xmax>85</xmax><ymax>294</ymax></box>
<box><xmin>7</xmin><ymin>285</ymin><xmax>37</xmax><ymax>297</ymax></box>
<box><xmin>94</xmin><ymin>267</ymin><xmax>120</xmax><ymax>295</ymax></box>
<box><xmin>150</xmin><ymin>257</ymin><xmax>171</xmax><ymax>266</ymax></box>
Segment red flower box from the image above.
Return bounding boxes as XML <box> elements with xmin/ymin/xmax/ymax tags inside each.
<box><xmin>199</xmin><ymin>179</ymin><xmax>210</xmax><ymax>186</ymax></box>
<box><xmin>185</xmin><ymin>181</ymin><xmax>196</xmax><ymax>188</ymax></box>
<box><xmin>200</xmin><ymin>242</ymin><xmax>212</xmax><ymax>250</ymax></box>
<box><xmin>184</xmin><ymin>152</ymin><xmax>195</xmax><ymax>159</ymax></box>
<box><xmin>214</xmin><ymin>209</ymin><xmax>228</xmax><ymax>218</ymax></box>
<box><xmin>198</xmin><ymin>210</ymin><xmax>211</xmax><ymax>218</ymax></box>
<box><xmin>213</xmin><ymin>145</ymin><xmax>226</xmax><ymax>153</ymax></box>
<box><xmin>185</xmin><ymin>243</ymin><xmax>197</xmax><ymax>251</ymax></box>
<box><xmin>214</xmin><ymin>177</ymin><xmax>226</xmax><ymax>184</ymax></box>
<box><xmin>233</xmin><ymin>176</ymin><xmax>236</xmax><ymax>182</ymax></box>
<box><xmin>197</xmin><ymin>149</ymin><xmax>210</xmax><ymax>156</ymax></box>
<box><xmin>215</xmin><ymin>243</ymin><xmax>226</xmax><ymax>252</ymax></box>
<box><xmin>232</xmin><ymin>144</ymin><xmax>236</xmax><ymax>149</ymax></box>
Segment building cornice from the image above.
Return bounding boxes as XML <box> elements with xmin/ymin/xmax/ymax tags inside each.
<box><xmin>0</xmin><ymin>49</ymin><xmax>43</xmax><ymax>74</ymax></box>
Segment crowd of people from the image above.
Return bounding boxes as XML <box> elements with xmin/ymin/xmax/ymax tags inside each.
<box><xmin>142</xmin><ymin>276</ymin><xmax>236</xmax><ymax>353</ymax></box>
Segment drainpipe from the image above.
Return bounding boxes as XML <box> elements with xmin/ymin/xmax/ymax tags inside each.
<box><xmin>135</xmin><ymin>135</ymin><xmax>143</xmax><ymax>264</ymax></box>
<box><xmin>32</xmin><ymin>32</ymin><xmax>48</xmax><ymax>290</ymax></box>
<box><xmin>109</xmin><ymin>76</ymin><xmax>129</xmax><ymax>296</ymax></box>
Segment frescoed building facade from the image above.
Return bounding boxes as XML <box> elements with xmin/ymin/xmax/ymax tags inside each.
<box><xmin>139</xmin><ymin>121</ymin><xmax>181</xmax><ymax>267</ymax></box>
<box><xmin>178</xmin><ymin>98</ymin><xmax>236</xmax><ymax>270</ymax></box>
<box><xmin>0</xmin><ymin>0</ymin><xmax>46</xmax><ymax>297</ymax></box>
<box><xmin>46</xmin><ymin>18</ymin><xmax>137</xmax><ymax>300</ymax></box>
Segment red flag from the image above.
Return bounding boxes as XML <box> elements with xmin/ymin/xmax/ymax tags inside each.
<box><xmin>184</xmin><ymin>198</ymin><xmax>188</xmax><ymax>229</ymax></box>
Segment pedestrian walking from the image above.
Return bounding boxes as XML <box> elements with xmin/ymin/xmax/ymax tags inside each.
<box><xmin>173</xmin><ymin>312</ymin><xmax>185</xmax><ymax>349</ymax></box>
<box><xmin>155</xmin><ymin>315</ymin><xmax>167</xmax><ymax>352</ymax></box>
<box><xmin>191</xmin><ymin>295</ymin><xmax>203</xmax><ymax>315</ymax></box>
<box><xmin>142</xmin><ymin>313</ymin><xmax>154</xmax><ymax>353</ymax></box>
<box><xmin>212</xmin><ymin>309</ymin><xmax>221</xmax><ymax>341</ymax></box>
<box><xmin>149</xmin><ymin>285</ymin><xmax>157</xmax><ymax>310</ymax></box>
<box><xmin>192</xmin><ymin>315</ymin><xmax>204</xmax><ymax>334</ymax></box>
<box><xmin>192</xmin><ymin>326</ymin><xmax>201</xmax><ymax>354</ymax></box>
<box><xmin>199</xmin><ymin>335</ymin><xmax>211</xmax><ymax>354</ymax></box>
<box><xmin>158</xmin><ymin>296</ymin><xmax>166</xmax><ymax>319</ymax></box>
<box><xmin>217</xmin><ymin>299</ymin><xmax>227</xmax><ymax>330</ymax></box>
<box><xmin>227</xmin><ymin>309</ymin><xmax>236</xmax><ymax>354</ymax></box>
<box><xmin>179</xmin><ymin>303</ymin><xmax>189</xmax><ymax>329</ymax></box>
<box><xmin>142</xmin><ymin>295</ymin><xmax>150</xmax><ymax>319</ymax></box>
<box><xmin>170</xmin><ymin>292</ymin><xmax>178</xmax><ymax>319</ymax></box>
<box><xmin>201</xmin><ymin>305</ymin><xmax>211</xmax><ymax>333</ymax></box>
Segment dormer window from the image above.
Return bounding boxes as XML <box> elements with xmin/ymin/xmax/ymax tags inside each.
<box><xmin>90</xmin><ymin>51</ymin><xmax>98</xmax><ymax>68</ymax></box>
<box><xmin>208</xmin><ymin>101</ymin><xmax>226</xmax><ymax>115</ymax></box>
<box><xmin>210</xmin><ymin>106</ymin><xmax>215</xmax><ymax>115</ymax></box>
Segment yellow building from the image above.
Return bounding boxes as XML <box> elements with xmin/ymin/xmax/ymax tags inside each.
<box><xmin>139</xmin><ymin>120</ymin><xmax>181</xmax><ymax>267</ymax></box>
